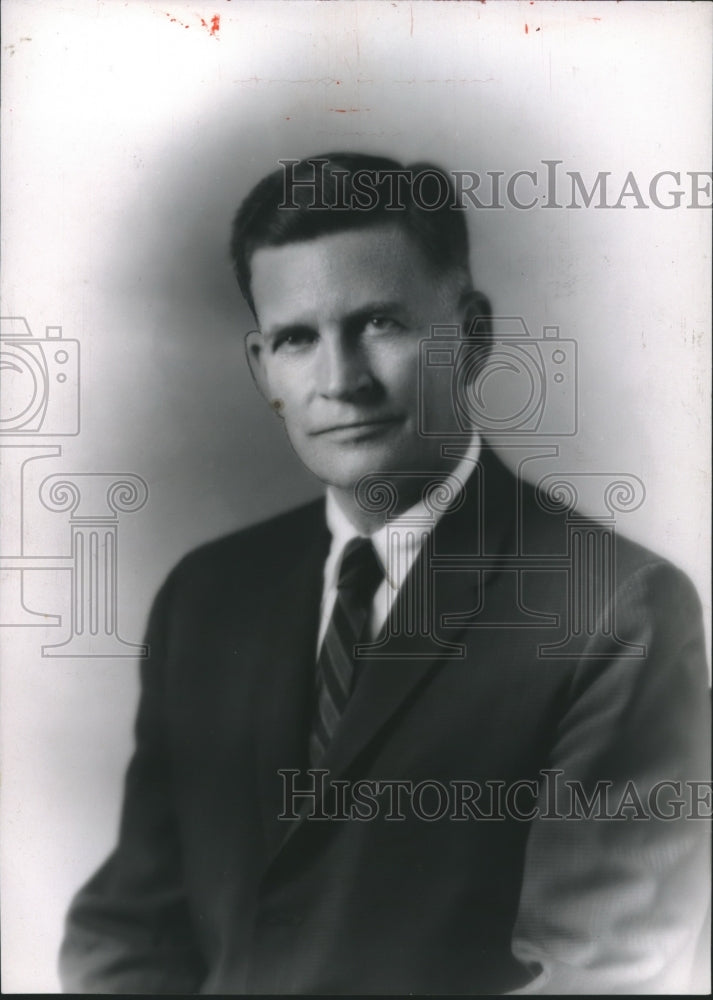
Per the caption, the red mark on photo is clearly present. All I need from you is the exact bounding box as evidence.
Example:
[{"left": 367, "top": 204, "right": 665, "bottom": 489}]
[{"left": 200, "top": 14, "right": 221, "bottom": 37}]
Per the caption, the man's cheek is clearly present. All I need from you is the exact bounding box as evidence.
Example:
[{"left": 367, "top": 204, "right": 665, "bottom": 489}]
[{"left": 266, "top": 378, "right": 295, "bottom": 419}]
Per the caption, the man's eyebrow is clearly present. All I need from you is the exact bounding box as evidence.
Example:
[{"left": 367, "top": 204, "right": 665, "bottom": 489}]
[
  {"left": 348, "top": 301, "right": 410, "bottom": 321},
  {"left": 263, "top": 301, "right": 413, "bottom": 342}
]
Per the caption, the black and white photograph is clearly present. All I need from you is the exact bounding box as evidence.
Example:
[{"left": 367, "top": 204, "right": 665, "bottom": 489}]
[{"left": 1, "top": 1, "right": 711, "bottom": 993}]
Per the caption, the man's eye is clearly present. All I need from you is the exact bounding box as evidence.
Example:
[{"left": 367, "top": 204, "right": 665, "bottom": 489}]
[
  {"left": 274, "top": 330, "right": 316, "bottom": 351},
  {"left": 366, "top": 315, "right": 403, "bottom": 333}
]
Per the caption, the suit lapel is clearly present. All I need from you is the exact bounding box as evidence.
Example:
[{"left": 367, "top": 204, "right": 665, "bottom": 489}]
[{"left": 254, "top": 503, "right": 330, "bottom": 859}]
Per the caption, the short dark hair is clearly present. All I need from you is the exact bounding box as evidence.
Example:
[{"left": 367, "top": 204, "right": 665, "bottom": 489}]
[{"left": 229, "top": 151, "right": 472, "bottom": 316}]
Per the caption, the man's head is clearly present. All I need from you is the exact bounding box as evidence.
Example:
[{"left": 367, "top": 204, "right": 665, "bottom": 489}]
[{"left": 230, "top": 152, "right": 491, "bottom": 514}]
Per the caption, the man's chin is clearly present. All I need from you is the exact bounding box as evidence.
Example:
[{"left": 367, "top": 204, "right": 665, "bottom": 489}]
[
  {"left": 306, "top": 462, "right": 381, "bottom": 495},
  {"left": 290, "top": 430, "right": 451, "bottom": 496},
  {"left": 301, "top": 452, "right": 432, "bottom": 496},
  {"left": 299, "top": 453, "right": 380, "bottom": 492}
]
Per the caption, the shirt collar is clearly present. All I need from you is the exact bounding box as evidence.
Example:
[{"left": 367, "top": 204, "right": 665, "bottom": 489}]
[{"left": 325, "top": 432, "right": 482, "bottom": 592}]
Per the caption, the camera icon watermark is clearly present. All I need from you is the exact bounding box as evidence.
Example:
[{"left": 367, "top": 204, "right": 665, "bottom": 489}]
[
  {"left": 419, "top": 317, "right": 577, "bottom": 439},
  {"left": 1, "top": 313, "right": 148, "bottom": 656},
  {"left": 0, "top": 317, "right": 80, "bottom": 436}
]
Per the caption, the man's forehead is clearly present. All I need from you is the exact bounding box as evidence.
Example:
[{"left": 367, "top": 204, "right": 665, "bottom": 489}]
[{"left": 250, "top": 224, "right": 437, "bottom": 327}]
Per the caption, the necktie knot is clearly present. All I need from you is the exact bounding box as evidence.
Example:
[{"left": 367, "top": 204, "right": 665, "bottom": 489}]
[{"left": 337, "top": 537, "right": 383, "bottom": 600}]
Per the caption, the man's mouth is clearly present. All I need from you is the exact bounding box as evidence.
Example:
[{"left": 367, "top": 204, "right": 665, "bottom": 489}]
[{"left": 310, "top": 417, "right": 403, "bottom": 437}]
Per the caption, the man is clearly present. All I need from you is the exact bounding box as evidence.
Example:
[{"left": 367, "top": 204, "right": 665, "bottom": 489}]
[{"left": 60, "top": 153, "right": 709, "bottom": 994}]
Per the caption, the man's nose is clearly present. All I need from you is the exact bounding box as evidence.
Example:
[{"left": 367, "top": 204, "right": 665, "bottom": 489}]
[{"left": 316, "top": 331, "right": 373, "bottom": 399}]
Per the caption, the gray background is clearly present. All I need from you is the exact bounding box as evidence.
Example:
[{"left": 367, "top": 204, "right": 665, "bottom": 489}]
[{"left": 1, "top": 1, "right": 710, "bottom": 990}]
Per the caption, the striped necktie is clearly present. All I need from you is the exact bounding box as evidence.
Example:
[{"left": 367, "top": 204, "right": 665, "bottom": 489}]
[{"left": 309, "top": 537, "right": 383, "bottom": 767}]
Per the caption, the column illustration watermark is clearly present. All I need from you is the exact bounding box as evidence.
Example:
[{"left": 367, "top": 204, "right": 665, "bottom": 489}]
[
  {"left": 0, "top": 315, "right": 149, "bottom": 657},
  {"left": 350, "top": 316, "right": 648, "bottom": 660}
]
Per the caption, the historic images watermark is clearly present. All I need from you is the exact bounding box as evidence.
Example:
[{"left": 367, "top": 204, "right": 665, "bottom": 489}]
[
  {"left": 278, "top": 769, "right": 713, "bottom": 823},
  {"left": 346, "top": 316, "right": 647, "bottom": 661},
  {"left": 417, "top": 317, "right": 577, "bottom": 439},
  {"left": 279, "top": 158, "right": 713, "bottom": 212},
  {"left": 0, "top": 315, "right": 148, "bottom": 656}
]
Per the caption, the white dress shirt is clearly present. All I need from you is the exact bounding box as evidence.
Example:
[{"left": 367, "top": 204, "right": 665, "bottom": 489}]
[{"left": 317, "top": 433, "right": 481, "bottom": 652}]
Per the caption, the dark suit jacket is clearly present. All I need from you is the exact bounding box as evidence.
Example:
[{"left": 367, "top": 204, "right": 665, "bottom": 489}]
[{"left": 59, "top": 448, "right": 710, "bottom": 994}]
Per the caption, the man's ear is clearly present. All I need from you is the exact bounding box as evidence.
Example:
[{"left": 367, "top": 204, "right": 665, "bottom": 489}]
[
  {"left": 457, "top": 289, "right": 493, "bottom": 390},
  {"left": 245, "top": 330, "right": 283, "bottom": 416},
  {"left": 460, "top": 289, "right": 492, "bottom": 351}
]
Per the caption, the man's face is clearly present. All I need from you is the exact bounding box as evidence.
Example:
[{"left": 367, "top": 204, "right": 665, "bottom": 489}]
[{"left": 248, "top": 223, "right": 467, "bottom": 500}]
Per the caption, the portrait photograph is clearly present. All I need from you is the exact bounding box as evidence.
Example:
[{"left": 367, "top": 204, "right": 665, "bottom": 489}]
[{"left": 1, "top": 0, "right": 710, "bottom": 993}]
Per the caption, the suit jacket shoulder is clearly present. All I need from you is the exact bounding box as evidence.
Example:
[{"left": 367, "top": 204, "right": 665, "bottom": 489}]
[{"left": 166, "top": 496, "right": 328, "bottom": 592}]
